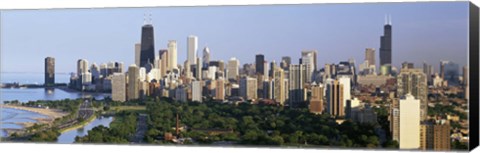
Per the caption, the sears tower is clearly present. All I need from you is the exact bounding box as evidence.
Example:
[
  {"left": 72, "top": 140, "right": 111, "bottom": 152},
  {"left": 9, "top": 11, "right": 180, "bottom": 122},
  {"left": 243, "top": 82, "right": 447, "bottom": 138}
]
[
  {"left": 379, "top": 15, "right": 392, "bottom": 67},
  {"left": 140, "top": 15, "right": 155, "bottom": 69}
]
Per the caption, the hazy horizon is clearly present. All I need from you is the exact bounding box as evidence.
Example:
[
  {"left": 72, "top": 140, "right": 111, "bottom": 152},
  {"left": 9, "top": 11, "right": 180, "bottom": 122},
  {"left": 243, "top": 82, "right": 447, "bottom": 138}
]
[{"left": 0, "top": 2, "right": 469, "bottom": 74}]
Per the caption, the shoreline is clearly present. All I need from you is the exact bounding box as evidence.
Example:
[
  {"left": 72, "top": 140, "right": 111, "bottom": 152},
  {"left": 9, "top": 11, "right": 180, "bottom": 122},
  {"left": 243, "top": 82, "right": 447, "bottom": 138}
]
[
  {"left": 1, "top": 104, "right": 69, "bottom": 136},
  {"left": 1, "top": 104, "right": 68, "bottom": 119},
  {"left": 59, "top": 113, "right": 97, "bottom": 133}
]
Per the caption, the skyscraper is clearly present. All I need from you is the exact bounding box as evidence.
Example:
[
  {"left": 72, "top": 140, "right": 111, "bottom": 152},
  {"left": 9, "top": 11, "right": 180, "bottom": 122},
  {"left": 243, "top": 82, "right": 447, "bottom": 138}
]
[
  {"left": 269, "top": 60, "right": 276, "bottom": 78},
  {"left": 365, "top": 48, "right": 376, "bottom": 67},
  {"left": 301, "top": 50, "right": 318, "bottom": 71},
  {"left": 168, "top": 40, "right": 178, "bottom": 70},
  {"left": 423, "top": 62, "right": 433, "bottom": 85},
  {"left": 255, "top": 54, "right": 265, "bottom": 75},
  {"left": 135, "top": 43, "right": 141, "bottom": 67},
  {"left": 187, "top": 35, "right": 198, "bottom": 65},
  {"left": 227, "top": 57, "right": 240, "bottom": 81},
  {"left": 263, "top": 79, "right": 274, "bottom": 99},
  {"left": 215, "top": 78, "right": 225, "bottom": 101},
  {"left": 140, "top": 22, "right": 155, "bottom": 69},
  {"left": 380, "top": 15, "right": 392, "bottom": 67},
  {"left": 399, "top": 94, "right": 420, "bottom": 149},
  {"left": 273, "top": 67, "right": 286, "bottom": 105},
  {"left": 301, "top": 53, "right": 315, "bottom": 83},
  {"left": 128, "top": 64, "right": 140, "bottom": 100},
  {"left": 289, "top": 64, "right": 306, "bottom": 107},
  {"left": 326, "top": 79, "right": 344, "bottom": 117},
  {"left": 196, "top": 57, "right": 202, "bottom": 80},
  {"left": 281, "top": 56, "right": 291, "bottom": 70},
  {"left": 192, "top": 80, "right": 203, "bottom": 102},
  {"left": 112, "top": 73, "right": 126, "bottom": 102},
  {"left": 240, "top": 76, "right": 257, "bottom": 100},
  {"left": 397, "top": 68, "right": 428, "bottom": 121},
  {"left": 159, "top": 49, "right": 168, "bottom": 77},
  {"left": 77, "top": 59, "right": 89, "bottom": 75},
  {"left": 390, "top": 99, "right": 400, "bottom": 142},
  {"left": 440, "top": 61, "right": 459, "bottom": 85},
  {"left": 309, "top": 83, "right": 324, "bottom": 114},
  {"left": 203, "top": 47, "right": 210, "bottom": 68},
  {"left": 44, "top": 57, "right": 55, "bottom": 86},
  {"left": 338, "top": 76, "right": 351, "bottom": 108}
]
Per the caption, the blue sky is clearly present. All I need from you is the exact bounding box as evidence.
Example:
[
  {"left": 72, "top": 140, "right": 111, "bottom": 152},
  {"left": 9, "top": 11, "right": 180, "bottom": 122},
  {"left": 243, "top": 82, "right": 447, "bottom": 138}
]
[{"left": 0, "top": 2, "right": 469, "bottom": 74}]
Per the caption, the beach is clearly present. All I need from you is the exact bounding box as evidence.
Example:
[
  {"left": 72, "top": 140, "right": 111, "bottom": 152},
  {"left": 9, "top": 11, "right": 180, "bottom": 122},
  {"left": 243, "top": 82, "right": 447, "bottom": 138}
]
[
  {"left": 1, "top": 104, "right": 68, "bottom": 120},
  {"left": 1, "top": 104, "right": 68, "bottom": 136}
]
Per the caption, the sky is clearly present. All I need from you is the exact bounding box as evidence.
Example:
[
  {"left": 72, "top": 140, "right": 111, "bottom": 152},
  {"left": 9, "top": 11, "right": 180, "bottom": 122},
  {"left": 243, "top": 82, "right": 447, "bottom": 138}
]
[{"left": 0, "top": 2, "right": 469, "bottom": 74}]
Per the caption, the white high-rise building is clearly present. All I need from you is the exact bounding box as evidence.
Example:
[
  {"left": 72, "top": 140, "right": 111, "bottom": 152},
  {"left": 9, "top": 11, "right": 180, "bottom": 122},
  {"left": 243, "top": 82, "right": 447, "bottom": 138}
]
[
  {"left": 77, "top": 59, "right": 89, "bottom": 75},
  {"left": 112, "top": 73, "right": 126, "bottom": 102},
  {"left": 168, "top": 40, "right": 178, "bottom": 70},
  {"left": 263, "top": 61, "right": 269, "bottom": 77},
  {"left": 207, "top": 66, "right": 217, "bottom": 80},
  {"left": 187, "top": 35, "right": 198, "bottom": 65},
  {"left": 147, "top": 68, "right": 160, "bottom": 82},
  {"left": 135, "top": 43, "right": 141, "bottom": 67},
  {"left": 301, "top": 53, "right": 315, "bottom": 83},
  {"left": 338, "top": 76, "right": 351, "bottom": 108},
  {"left": 203, "top": 47, "right": 210, "bottom": 68},
  {"left": 227, "top": 57, "right": 240, "bottom": 81},
  {"left": 399, "top": 94, "right": 421, "bottom": 149},
  {"left": 139, "top": 67, "right": 146, "bottom": 82},
  {"left": 192, "top": 81, "right": 203, "bottom": 102},
  {"left": 81, "top": 72, "right": 92, "bottom": 85}
]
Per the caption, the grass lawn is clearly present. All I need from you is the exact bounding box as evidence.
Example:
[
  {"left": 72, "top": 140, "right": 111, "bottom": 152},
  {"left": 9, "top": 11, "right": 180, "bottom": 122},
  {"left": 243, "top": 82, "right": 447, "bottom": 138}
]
[{"left": 110, "top": 106, "right": 146, "bottom": 112}]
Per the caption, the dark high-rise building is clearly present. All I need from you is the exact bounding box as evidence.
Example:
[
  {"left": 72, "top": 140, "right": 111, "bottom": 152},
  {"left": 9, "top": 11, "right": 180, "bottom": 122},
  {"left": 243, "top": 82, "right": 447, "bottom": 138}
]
[
  {"left": 140, "top": 22, "right": 155, "bottom": 69},
  {"left": 380, "top": 16, "right": 392, "bottom": 67},
  {"left": 255, "top": 54, "right": 265, "bottom": 75},
  {"left": 44, "top": 57, "right": 55, "bottom": 86}
]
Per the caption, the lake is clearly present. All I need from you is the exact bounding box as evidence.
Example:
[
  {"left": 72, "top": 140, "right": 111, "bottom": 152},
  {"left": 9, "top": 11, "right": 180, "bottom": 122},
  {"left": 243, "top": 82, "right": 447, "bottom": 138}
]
[
  {"left": 0, "top": 107, "right": 48, "bottom": 137},
  {"left": 1, "top": 88, "right": 109, "bottom": 104},
  {"left": 57, "top": 116, "right": 114, "bottom": 143}
]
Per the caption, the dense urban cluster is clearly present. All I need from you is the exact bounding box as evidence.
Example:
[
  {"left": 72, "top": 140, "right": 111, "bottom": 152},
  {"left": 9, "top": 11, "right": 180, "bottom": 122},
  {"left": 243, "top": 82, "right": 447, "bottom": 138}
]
[{"left": 41, "top": 16, "right": 469, "bottom": 150}]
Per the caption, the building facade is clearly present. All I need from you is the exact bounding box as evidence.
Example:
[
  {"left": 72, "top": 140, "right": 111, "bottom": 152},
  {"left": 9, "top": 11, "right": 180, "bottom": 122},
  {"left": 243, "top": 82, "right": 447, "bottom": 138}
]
[
  {"left": 44, "top": 57, "right": 55, "bottom": 86},
  {"left": 399, "top": 94, "right": 420, "bottom": 149}
]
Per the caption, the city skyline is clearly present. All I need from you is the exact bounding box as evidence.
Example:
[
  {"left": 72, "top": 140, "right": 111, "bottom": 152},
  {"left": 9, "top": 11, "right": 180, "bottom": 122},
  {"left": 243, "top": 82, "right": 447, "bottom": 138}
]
[
  {"left": 1, "top": 2, "right": 468, "bottom": 75},
  {"left": 0, "top": 2, "right": 472, "bottom": 150}
]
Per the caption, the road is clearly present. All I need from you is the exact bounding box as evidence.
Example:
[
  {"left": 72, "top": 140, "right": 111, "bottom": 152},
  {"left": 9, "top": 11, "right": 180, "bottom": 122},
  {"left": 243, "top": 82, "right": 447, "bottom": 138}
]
[
  {"left": 132, "top": 113, "right": 147, "bottom": 143},
  {"left": 57, "top": 99, "right": 94, "bottom": 129}
]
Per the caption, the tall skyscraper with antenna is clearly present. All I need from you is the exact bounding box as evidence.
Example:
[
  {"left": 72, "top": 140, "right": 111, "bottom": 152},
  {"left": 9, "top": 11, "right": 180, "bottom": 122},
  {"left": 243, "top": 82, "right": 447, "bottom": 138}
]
[
  {"left": 140, "top": 14, "right": 155, "bottom": 70},
  {"left": 380, "top": 15, "right": 392, "bottom": 68}
]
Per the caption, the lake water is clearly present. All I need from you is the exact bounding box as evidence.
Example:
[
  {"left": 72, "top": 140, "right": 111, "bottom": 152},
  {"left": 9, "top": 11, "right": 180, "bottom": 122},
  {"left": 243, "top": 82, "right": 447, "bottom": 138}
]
[
  {"left": 57, "top": 116, "right": 114, "bottom": 143},
  {"left": 1, "top": 72, "right": 71, "bottom": 85},
  {"left": 0, "top": 107, "right": 48, "bottom": 137},
  {"left": 1, "top": 88, "right": 109, "bottom": 104}
]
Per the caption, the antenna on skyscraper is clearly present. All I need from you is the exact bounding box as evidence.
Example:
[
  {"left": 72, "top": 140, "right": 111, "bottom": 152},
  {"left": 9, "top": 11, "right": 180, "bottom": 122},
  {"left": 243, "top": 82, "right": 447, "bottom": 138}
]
[
  {"left": 149, "top": 13, "right": 152, "bottom": 24},
  {"left": 143, "top": 13, "right": 147, "bottom": 25},
  {"left": 389, "top": 14, "right": 392, "bottom": 25},
  {"left": 385, "top": 14, "right": 388, "bottom": 25}
]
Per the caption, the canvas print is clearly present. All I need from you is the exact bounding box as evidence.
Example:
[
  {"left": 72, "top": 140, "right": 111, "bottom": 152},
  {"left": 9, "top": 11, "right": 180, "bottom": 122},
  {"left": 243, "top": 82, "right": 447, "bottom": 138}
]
[{"left": 0, "top": 1, "right": 476, "bottom": 151}]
